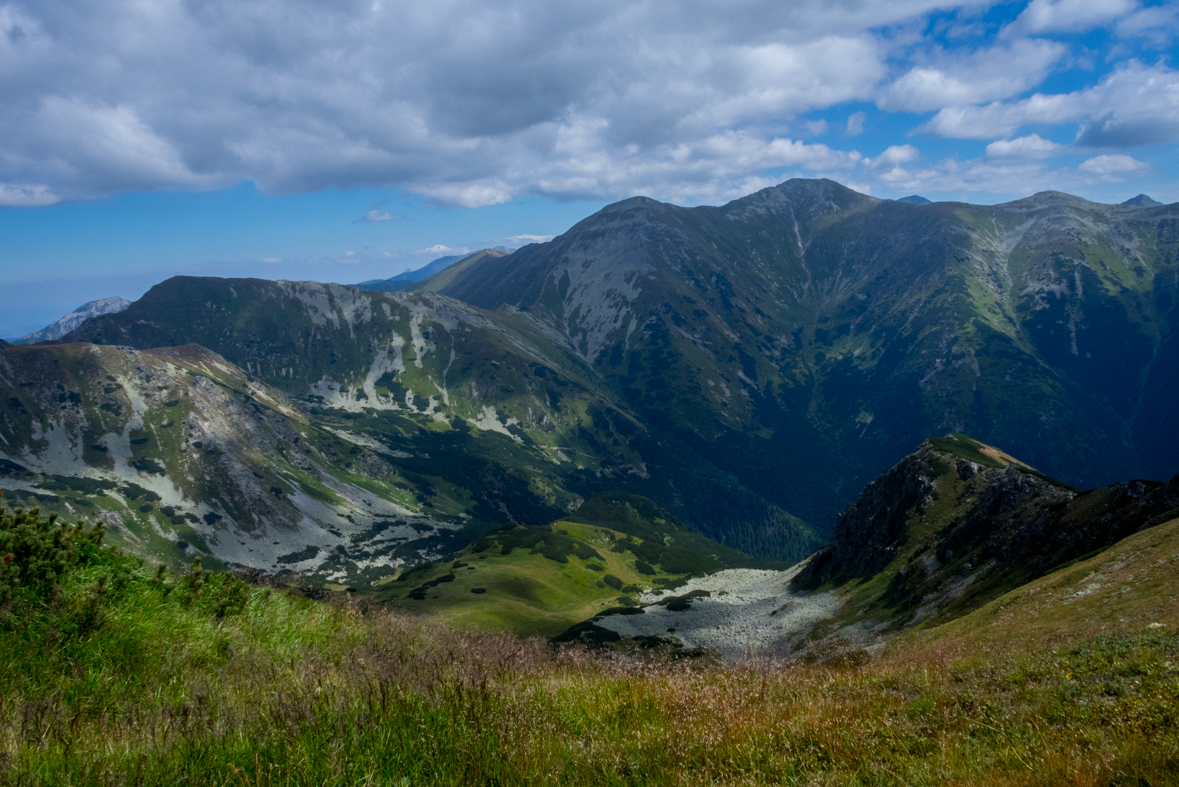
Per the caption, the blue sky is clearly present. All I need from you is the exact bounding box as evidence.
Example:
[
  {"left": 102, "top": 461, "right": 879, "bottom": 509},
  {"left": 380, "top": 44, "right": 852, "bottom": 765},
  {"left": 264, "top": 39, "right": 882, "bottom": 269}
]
[{"left": 2, "top": 0, "right": 1178, "bottom": 337}]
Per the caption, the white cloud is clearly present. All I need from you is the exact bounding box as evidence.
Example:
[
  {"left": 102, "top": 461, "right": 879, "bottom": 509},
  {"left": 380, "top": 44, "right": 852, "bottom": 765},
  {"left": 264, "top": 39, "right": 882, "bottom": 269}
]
[
  {"left": 0, "top": 0, "right": 1168, "bottom": 209},
  {"left": 866, "top": 145, "right": 920, "bottom": 167},
  {"left": 0, "top": 182, "right": 59, "bottom": 207},
  {"left": 420, "top": 245, "right": 457, "bottom": 255},
  {"left": 1077, "top": 153, "right": 1150, "bottom": 179},
  {"left": 921, "top": 62, "right": 1179, "bottom": 143},
  {"left": 0, "top": 0, "right": 955, "bottom": 207},
  {"left": 1004, "top": 0, "right": 1138, "bottom": 36},
  {"left": 505, "top": 234, "right": 554, "bottom": 245},
  {"left": 985, "top": 134, "right": 1064, "bottom": 158},
  {"left": 846, "top": 111, "right": 866, "bottom": 135},
  {"left": 1116, "top": 3, "right": 1179, "bottom": 42},
  {"left": 877, "top": 39, "right": 1067, "bottom": 113},
  {"left": 415, "top": 181, "right": 514, "bottom": 209}
]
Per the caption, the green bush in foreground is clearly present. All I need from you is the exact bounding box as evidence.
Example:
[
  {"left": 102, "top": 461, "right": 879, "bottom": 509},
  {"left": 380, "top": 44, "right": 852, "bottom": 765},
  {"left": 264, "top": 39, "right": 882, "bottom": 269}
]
[{"left": 2, "top": 506, "right": 1178, "bottom": 786}]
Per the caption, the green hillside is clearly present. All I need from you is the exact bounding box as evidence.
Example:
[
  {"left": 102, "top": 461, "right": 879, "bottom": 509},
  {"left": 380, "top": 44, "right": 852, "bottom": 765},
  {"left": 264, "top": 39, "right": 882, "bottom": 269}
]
[
  {"left": 378, "top": 493, "right": 773, "bottom": 637},
  {"left": 410, "top": 248, "right": 508, "bottom": 293},
  {"left": 0, "top": 342, "right": 494, "bottom": 583}
]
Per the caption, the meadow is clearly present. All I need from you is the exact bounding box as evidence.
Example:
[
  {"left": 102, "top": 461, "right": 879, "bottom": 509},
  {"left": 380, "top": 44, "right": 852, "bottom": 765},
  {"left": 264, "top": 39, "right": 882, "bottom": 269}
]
[{"left": 2, "top": 506, "right": 1177, "bottom": 786}]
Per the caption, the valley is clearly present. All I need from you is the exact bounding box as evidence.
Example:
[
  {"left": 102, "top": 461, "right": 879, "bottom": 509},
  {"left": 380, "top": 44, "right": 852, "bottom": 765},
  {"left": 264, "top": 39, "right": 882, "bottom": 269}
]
[{"left": 3, "top": 180, "right": 1179, "bottom": 784}]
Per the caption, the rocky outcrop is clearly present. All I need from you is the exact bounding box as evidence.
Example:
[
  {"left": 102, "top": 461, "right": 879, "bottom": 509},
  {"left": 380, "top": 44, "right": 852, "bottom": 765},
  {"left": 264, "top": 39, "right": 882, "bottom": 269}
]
[
  {"left": 792, "top": 447, "right": 935, "bottom": 587},
  {"left": 792, "top": 433, "right": 1179, "bottom": 626}
]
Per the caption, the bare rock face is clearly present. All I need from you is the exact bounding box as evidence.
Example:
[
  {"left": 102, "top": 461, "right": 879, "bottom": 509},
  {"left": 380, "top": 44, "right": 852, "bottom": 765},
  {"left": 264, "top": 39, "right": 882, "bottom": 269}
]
[{"left": 0, "top": 342, "right": 470, "bottom": 583}]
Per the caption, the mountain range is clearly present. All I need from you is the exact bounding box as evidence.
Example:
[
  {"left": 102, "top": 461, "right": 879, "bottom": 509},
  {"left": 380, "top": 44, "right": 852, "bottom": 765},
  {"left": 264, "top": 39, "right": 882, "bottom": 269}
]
[
  {"left": 424, "top": 180, "right": 1179, "bottom": 523},
  {"left": 2, "top": 178, "right": 1176, "bottom": 586}
]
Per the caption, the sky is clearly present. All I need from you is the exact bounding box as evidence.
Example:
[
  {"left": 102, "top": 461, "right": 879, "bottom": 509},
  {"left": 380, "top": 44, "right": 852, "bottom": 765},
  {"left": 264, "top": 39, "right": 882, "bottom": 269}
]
[{"left": 1, "top": 0, "right": 1178, "bottom": 338}]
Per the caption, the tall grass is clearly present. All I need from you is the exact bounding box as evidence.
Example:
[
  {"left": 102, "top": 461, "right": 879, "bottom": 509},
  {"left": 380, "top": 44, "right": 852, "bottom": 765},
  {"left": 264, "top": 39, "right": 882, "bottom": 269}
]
[{"left": 2, "top": 507, "right": 1178, "bottom": 785}]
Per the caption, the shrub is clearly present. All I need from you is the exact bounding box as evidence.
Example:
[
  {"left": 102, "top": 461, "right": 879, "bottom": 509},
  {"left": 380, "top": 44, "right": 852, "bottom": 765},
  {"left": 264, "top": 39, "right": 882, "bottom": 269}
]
[{"left": 603, "top": 575, "right": 623, "bottom": 590}]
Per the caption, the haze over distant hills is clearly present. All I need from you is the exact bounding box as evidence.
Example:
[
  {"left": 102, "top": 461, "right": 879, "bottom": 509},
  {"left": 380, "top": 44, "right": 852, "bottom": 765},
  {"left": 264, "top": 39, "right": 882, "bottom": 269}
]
[
  {"left": 354, "top": 247, "right": 513, "bottom": 293},
  {"left": 4, "top": 178, "right": 1176, "bottom": 583},
  {"left": 13, "top": 297, "right": 130, "bottom": 344}
]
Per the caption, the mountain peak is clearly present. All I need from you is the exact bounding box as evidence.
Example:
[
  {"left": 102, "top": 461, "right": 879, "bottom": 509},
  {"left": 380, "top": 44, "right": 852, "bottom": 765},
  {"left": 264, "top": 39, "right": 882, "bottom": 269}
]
[
  {"left": 1123, "top": 194, "right": 1162, "bottom": 207},
  {"left": 772, "top": 177, "right": 866, "bottom": 200},
  {"left": 896, "top": 195, "right": 931, "bottom": 205},
  {"left": 791, "top": 434, "right": 1179, "bottom": 629},
  {"left": 14, "top": 296, "right": 131, "bottom": 345}
]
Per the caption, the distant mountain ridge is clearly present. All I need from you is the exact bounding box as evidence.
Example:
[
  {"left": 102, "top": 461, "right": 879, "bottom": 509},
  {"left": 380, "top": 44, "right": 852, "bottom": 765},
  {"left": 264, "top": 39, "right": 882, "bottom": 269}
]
[
  {"left": 424, "top": 179, "right": 1179, "bottom": 527},
  {"left": 355, "top": 248, "right": 512, "bottom": 293},
  {"left": 14, "top": 297, "right": 130, "bottom": 344}
]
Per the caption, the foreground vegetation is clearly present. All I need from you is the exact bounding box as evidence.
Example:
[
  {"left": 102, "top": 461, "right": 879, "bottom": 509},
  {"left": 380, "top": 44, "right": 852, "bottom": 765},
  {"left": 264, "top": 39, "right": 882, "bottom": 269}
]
[{"left": 3, "top": 505, "right": 1178, "bottom": 786}]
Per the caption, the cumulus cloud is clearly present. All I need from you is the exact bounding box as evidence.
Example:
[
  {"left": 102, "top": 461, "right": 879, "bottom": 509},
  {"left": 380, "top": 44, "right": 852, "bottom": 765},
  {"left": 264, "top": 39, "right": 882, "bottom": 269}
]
[
  {"left": 854, "top": 153, "right": 1109, "bottom": 199},
  {"left": 985, "top": 134, "right": 1064, "bottom": 158},
  {"left": 921, "top": 62, "right": 1179, "bottom": 143},
  {"left": 362, "top": 207, "right": 396, "bottom": 222},
  {"left": 0, "top": 0, "right": 1168, "bottom": 209},
  {"left": 866, "top": 145, "right": 920, "bottom": 168},
  {"left": 1116, "top": 3, "right": 1179, "bottom": 43},
  {"left": 1004, "top": 0, "right": 1137, "bottom": 36},
  {"left": 0, "top": 0, "right": 961, "bottom": 208},
  {"left": 1077, "top": 153, "right": 1150, "bottom": 179},
  {"left": 878, "top": 39, "right": 1067, "bottom": 113}
]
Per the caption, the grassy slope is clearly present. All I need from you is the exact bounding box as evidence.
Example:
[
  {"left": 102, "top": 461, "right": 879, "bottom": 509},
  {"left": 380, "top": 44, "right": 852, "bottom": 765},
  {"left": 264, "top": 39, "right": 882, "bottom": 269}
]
[
  {"left": 379, "top": 520, "right": 661, "bottom": 637},
  {"left": 378, "top": 495, "right": 776, "bottom": 637},
  {"left": 410, "top": 249, "right": 506, "bottom": 293},
  {"left": 4, "top": 505, "right": 1179, "bottom": 786},
  {"left": 898, "top": 514, "right": 1179, "bottom": 656}
]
